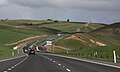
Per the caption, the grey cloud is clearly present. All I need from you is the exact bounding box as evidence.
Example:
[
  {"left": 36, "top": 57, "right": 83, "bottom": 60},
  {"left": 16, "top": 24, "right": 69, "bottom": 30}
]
[
  {"left": 0, "top": 0, "right": 120, "bottom": 23},
  {"left": 0, "top": 0, "right": 8, "bottom": 7},
  {"left": 11, "top": 0, "right": 55, "bottom": 8},
  {"left": 11, "top": 0, "right": 120, "bottom": 11}
]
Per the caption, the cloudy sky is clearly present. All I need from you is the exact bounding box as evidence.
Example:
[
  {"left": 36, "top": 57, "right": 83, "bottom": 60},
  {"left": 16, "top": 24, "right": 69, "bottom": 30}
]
[{"left": 0, "top": 0, "right": 120, "bottom": 24}]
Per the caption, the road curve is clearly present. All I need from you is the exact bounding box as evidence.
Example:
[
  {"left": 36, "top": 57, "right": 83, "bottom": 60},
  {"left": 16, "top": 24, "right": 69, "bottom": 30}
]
[{"left": 0, "top": 54, "right": 120, "bottom": 72}]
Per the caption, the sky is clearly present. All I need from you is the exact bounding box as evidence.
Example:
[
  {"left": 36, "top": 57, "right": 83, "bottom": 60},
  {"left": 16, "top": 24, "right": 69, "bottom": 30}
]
[{"left": 0, "top": 0, "right": 120, "bottom": 24}]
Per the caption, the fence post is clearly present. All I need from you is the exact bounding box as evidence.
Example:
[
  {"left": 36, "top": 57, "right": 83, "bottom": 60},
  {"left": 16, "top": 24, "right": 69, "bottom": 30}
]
[
  {"left": 113, "top": 51, "right": 117, "bottom": 63},
  {"left": 12, "top": 51, "right": 15, "bottom": 56}
]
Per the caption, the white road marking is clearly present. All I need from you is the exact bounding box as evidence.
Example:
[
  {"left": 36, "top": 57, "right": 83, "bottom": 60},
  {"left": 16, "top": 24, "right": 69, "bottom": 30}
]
[
  {"left": 11, "top": 66, "right": 15, "bottom": 69},
  {"left": 44, "top": 53, "right": 120, "bottom": 69},
  {"left": 66, "top": 68, "right": 71, "bottom": 72},
  {"left": 8, "top": 68, "right": 11, "bottom": 71},
  {"left": 40, "top": 54, "right": 72, "bottom": 72},
  {"left": 4, "top": 55, "right": 28, "bottom": 72},
  {"left": 14, "top": 55, "right": 28, "bottom": 66},
  {"left": 14, "top": 65, "right": 17, "bottom": 67},
  {"left": 3, "top": 71, "right": 7, "bottom": 72},
  {"left": 58, "top": 64, "right": 61, "bottom": 66},
  {"left": 0, "top": 55, "right": 27, "bottom": 63}
]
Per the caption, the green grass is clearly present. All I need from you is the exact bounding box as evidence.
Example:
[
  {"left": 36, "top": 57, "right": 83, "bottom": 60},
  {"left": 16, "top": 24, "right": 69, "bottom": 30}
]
[
  {"left": 0, "top": 20, "right": 54, "bottom": 26},
  {"left": 0, "top": 25, "right": 55, "bottom": 45},
  {"left": 0, "top": 46, "right": 13, "bottom": 58},
  {"left": 54, "top": 24, "right": 120, "bottom": 62},
  {"left": 54, "top": 47, "right": 67, "bottom": 52},
  {"left": 0, "top": 20, "right": 119, "bottom": 63},
  {"left": 0, "top": 22, "right": 58, "bottom": 58},
  {"left": 54, "top": 46, "right": 120, "bottom": 62},
  {"left": 55, "top": 38, "right": 88, "bottom": 50},
  {"left": 40, "top": 22, "right": 104, "bottom": 32}
]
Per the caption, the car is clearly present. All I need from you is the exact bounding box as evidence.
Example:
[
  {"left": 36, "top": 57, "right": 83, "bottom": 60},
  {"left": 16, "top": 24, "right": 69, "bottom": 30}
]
[{"left": 29, "top": 49, "right": 35, "bottom": 55}]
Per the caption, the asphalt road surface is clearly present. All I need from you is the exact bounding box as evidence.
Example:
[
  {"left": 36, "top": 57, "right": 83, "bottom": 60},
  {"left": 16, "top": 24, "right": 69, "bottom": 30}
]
[{"left": 0, "top": 54, "right": 120, "bottom": 72}]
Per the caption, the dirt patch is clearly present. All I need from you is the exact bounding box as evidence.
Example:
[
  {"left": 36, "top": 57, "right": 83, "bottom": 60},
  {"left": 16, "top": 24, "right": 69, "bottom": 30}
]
[
  {"left": 14, "top": 26, "right": 26, "bottom": 28},
  {"left": 66, "top": 35, "right": 86, "bottom": 44},
  {"left": 6, "top": 35, "right": 46, "bottom": 46},
  {"left": 65, "top": 34, "right": 106, "bottom": 47},
  {"left": 54, "top": 45, "right": 71, "bottom": 50},
  {"left": 90, "top": 39, "right": 106, "bottom": 46}
]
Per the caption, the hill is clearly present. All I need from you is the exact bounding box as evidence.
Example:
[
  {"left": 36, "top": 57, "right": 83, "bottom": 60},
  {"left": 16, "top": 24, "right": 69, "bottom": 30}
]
[
  {"left": 54, "top": 22, "right": 120, "bottom": 62},
  {"left": 55, "top": 22, "right": 120, "bottom": 50},
  {"left": 0, "top": 20, "right": 58, "bottom": 58},
  {"left": 40, "top": 22, "right": 105, "bottom": 33},
  {"left": 0, "top": 20, "right": 108, "bottom": 59},
  {"left": 89, "top": 22, "right": 120, "bottom": 45}
]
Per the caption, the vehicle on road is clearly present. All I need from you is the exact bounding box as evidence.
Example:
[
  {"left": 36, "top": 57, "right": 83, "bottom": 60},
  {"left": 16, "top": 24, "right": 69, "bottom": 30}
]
[{"left": 29, "top": 49, "right": 35, "bottom": 55}]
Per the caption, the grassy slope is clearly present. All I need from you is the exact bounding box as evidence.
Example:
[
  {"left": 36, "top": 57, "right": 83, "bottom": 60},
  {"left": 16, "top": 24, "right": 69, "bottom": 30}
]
[
  {"left": 55, "top": 23, "right": 120, "bottom": 62},
  {"left": 0, "top": 20, "right": 53, "bottom": 26},
  {"left": 88, "top": 23, "right": 120, "bottom": 45},
  {"left": 55, "top": 23, "right": 120, "bottom": 50},
  {"left": 40, "top": 22, "right": 104, "bottom": 32},
  {"left": 0, "top": 20, "right": 57, "bottom": 58}
]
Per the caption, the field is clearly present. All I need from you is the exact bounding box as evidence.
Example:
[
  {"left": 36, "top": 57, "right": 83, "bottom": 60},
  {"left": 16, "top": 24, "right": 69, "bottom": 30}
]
[
  {"left": 0, "top": 20, "right": 105, "bottom": 58},
  {"left": 54, "top": 23, "right": 120, "bottom": 62},
  {"left": 40, "top": 22, "right": 104, "bottom": 32},
  {"left": 0, "top": 20, "right": 54, "bottom": 26},
  {"left": 0, "top": 20, "right": 57, "bottom": 58},
  {"left": 1, "top": 20, "right": 119, "bottom": 63}
]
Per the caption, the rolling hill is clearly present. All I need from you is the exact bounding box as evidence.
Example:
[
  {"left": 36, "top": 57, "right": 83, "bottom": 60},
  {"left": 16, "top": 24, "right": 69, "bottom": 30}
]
[
  {"left": 54, "top": 22, "right": 120, "bottom": 62},
  {"left": 40, "top": 22, "right": 105, "bottom": 33},
  {"left": 55, "top": 22, "right": 120, "bottom": 50},
  {"left": 0, "top": 20, "right": 58, "bottom": 58}
]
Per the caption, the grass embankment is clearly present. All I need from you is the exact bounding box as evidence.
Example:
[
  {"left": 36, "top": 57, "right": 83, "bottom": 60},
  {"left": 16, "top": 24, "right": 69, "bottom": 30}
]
[
  {"left": 54, "top": 23, "right": 120, "bottom": 62},
  {"left": 54, "top": 37, "right": 120, "bottom": 62},
  {"left": 0, "top": 20, "right": 58, "bottom": 58}
]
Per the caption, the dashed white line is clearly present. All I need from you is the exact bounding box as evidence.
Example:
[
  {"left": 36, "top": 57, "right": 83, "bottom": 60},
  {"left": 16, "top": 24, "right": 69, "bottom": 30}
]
[
  {"left": 58, "top": 64, "right": 61, "bottom": 66},
  {"left": 0, "top": 55, "right": 27, "bottom": 63},
  {"left": 11, "top": 66, "right": 15, "bottom": 69},
  {"left": 4, "top": 55, "right": 28, "bottom": 72},
  {"left": 66, "top": 68, "right": 71, "bottom": 72},
  {"left": 8, "top": 68, "right": 11, "bottom": 71},
  {"left": 40, "top": 55, "right": 72, "bottom": 72},
  {"left": 44, "top": 53, "right": 120, "bottom": 69},
  {"left": 14, "top": 65, "right": 17, "bottom": 67}
]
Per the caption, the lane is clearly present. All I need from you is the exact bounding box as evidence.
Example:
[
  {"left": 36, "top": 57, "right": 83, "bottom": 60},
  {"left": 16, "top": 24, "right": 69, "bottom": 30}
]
[
  {"left": 1, "top": 54, "right": 120, "bottom": 72},
  {"left": 0, "top": 56, "right": 27, "bottom": 72},
  {"left": 9, "top": 55, "right": 68, "bottom": 72},
  {"left": 44, "top": 54, "right": 120, "bottom": 72}
]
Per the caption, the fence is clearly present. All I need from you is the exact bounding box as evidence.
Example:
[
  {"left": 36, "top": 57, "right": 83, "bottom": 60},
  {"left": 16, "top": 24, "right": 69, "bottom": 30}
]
[{"left": 54, "top": 51, "right": 120, "bottom": 63}]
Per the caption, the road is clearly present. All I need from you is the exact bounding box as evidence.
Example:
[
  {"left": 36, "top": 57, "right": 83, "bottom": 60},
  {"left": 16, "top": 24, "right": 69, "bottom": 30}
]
[{"left": 0, "top": 54, "right": 120, "bottom": 72}]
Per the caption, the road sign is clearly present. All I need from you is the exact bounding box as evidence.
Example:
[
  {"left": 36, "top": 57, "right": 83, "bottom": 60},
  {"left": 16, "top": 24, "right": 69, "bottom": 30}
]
[
  {"left": 13, "top": 46, "right": 18, "bottom": 50},
  {"left": 46, "top": 41, "right": 53, "bottom": 45}
]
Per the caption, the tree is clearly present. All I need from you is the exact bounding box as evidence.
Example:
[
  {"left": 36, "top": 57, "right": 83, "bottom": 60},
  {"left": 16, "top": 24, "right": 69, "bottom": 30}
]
[{"left": 67, "top": 19, "right": 70, "bottom": 22}]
